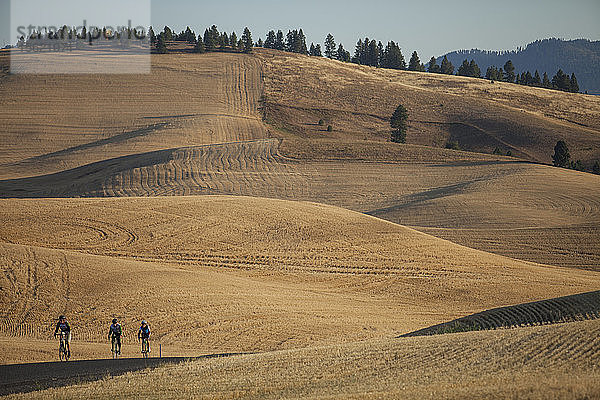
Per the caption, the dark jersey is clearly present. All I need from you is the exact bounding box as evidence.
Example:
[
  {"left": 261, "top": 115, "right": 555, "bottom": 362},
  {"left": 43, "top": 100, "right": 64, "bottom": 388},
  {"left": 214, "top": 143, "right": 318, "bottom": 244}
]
[
  {"left": 109, "top": 323, "right": 122, "bottom": 337},
  {"left": 138, "top": 325, "right": 150, "bottom": 339},
  {"left": 54, "top": 321, "right": 70, "bottom": 334}
]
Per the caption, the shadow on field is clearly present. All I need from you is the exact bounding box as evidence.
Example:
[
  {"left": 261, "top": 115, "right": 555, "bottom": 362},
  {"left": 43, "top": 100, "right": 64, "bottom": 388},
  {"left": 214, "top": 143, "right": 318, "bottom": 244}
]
[
  {"left": 400, "top": 290, "right": 600, "bottom": 337},
  {"left": 0, "top": 353, "right": 246, "bottom": 396}
]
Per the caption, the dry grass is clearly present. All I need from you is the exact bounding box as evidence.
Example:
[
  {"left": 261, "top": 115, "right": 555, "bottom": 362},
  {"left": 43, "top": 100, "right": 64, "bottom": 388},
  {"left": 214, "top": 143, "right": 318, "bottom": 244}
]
[
  {"left": 7, "top": 319, "right": 600, "bottom": 399},
  {"left": 260, "top": 49, "right": 600, "bottom": 164},
  {"left": 1, "top": 196, "right": 599, "bottom": 365},
  {"left": 2, "top": 50, "right": 600, "bottom": 397},
  {"left": 257, "top": 49, "right": 600, "bottom": 165},
  {"left": 0, "top": 52, "right": 265, "bottom": 179}
]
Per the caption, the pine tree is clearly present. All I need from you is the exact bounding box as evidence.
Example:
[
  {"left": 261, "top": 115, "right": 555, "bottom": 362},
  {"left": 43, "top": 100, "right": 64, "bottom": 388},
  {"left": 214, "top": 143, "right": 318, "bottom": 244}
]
[
  {"left": 220, "top": 32, "right": 229, "bottom": 49},
  {"left": 163, "top": 26, "right": 173, "bottom": 41},
  {"left": 533, "top": 70, "right": 542, "bottom": 86},
  {"left": 155, "top": 33, "right": 167, "bottom": 54},
  {"left": 552, "top": 69, "right": 570, "bottom": 91},
  {"left": 315, "top": 44, "right": 322, "bottom": 57},
  {"left": 457, "top": 59, "right": 470, "bottom": 76},
  {"left": 382, "top": 41, "right": 405, "bottom": 70},
  {"left": 570, "top": 73, "right": 579, "bottom": 93},
  {"left": 204, "top": 27, "right": 217, "bottom": 51},
  {"left": 336, "top": 44, "right": 350, "bottom": 62},
  {"left": 194, "top": 34, "right": 205, "bottom": 53},
  {"left": 377, "top": 42, "right": 384, "bottom": 66},
  {"left": 552, "top": 140, "right": 570, "bottom": 167},
  {"left": 256, "top": 38, "right": 263, "bottom": 47},
  {"left": 469, "top": 60, "right": 481, "bottom": 78},
  {"left": 390, "top": 104, "right": 409, "bottom": 143},
  {"left": 440, "top": 56, "right": 454, "bottom": 75},
  {"left": 408, "top": 51, "right": 421, "bottom": 71},
  {"left": 241, "top": 27, "right": 253, "bottom": 53},
  {"left": 230, "top": 32, "right": 238, "bottom": 49},
  {"left": 543, "top": 72, "right": 551, "bottom": 88},
  {"left": 485, "top": 66, "right": 497, "bottom": 80},
  {"left": 367, "top": 40, "right": 379, "bottom": 67},
  {"left": 184, "top": 27, "right": 195, "bottom": 44},
  {"left": 324, "top": 34, "right": 336, "bottom": 59},
  {"left": 525, "top": 71, "right": 533, "bottom": 85},
  {"left": 428, "top": 57, "right": 440, "bottom": 73},
  {"left": 309, "top": 43, "right": 322, "bottom": 57},
  {"left": 275, "top": 30, "right": 285, "bottom": 50},
  {"left": 297, "top": 29, "right": 308, "bottom": 54},
  {"left": 264, "top": 30, "right": 276, "bottom": 49},
  {"left": 503, "top": 60, "right": 515, "bottom": 83},
  {"left": 148, "top": 26, "right": 156, "bottom": 46},
  {"left": 352, "top": 39, "right": 363, "bottom": 64}
]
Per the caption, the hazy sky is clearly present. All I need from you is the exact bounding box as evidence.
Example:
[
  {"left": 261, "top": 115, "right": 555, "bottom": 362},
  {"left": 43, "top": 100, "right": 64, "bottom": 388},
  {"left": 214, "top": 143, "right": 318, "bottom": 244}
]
[{"left": 2, "top": 0, "right": 599, "bottom": 58}]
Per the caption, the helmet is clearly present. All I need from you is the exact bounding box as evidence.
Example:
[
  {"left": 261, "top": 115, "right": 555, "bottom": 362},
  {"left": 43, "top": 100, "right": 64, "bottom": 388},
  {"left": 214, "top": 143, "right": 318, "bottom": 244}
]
[
  {"left": 59, "top": 315, "right": 66, "bottom": 320},
  {"left": 112, "top": 318, "right": 118, "bottom": 324},
  {"left": 141, "top": 320, "right": 147, "bottom": 325}
]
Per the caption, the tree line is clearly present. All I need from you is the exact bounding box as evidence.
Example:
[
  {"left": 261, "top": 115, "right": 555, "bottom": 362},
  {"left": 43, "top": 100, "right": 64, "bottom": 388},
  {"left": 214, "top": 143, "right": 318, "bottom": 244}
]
[
  {"left": 152, "top": 27, "right": 582, "bottom": 94},
  {"left": 483, "top": 60, "right": 579, "bottom": 93},
  {"left": 151, "top": 25, "right": 253, "bottom": 54}
]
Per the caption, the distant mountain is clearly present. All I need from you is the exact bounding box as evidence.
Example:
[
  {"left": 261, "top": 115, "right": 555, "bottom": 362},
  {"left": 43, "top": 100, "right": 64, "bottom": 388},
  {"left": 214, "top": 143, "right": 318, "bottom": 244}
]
[{"left": 439, "top": 38, "right": 600, "bottom": 94}]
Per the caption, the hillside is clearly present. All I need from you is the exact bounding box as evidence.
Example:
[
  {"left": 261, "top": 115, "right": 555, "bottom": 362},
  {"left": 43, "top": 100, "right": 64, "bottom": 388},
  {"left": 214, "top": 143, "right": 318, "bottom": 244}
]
[
  {"left": 1, "top": 44, "right": 600, "bottom": 398},
  {"left": 441, "top": 38, "right": 600, "bottom": 94},
  {"left": 1, "top": 50, "right": 599, "bottom": 271},
  {"left": 1, "top": 196, "right": 599, "bottom": 365},
  {"left": 258, "top": 49, "right": 600, "bottom": 166},
  {"left": 7, "top": 320, "right": 600, "bottom": 399}
]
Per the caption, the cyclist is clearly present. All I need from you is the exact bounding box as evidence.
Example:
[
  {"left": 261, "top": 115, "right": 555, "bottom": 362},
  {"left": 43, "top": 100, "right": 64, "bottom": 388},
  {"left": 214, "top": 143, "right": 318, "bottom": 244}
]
[
  {"left": 138, "top": 320, "right": 151, "bottom": 353},
  {"left": 53, "top": 315, "right": 71, "bottom": 358},
  {"left": 108, "top": 318, "right": 123, "bottom": 355}
]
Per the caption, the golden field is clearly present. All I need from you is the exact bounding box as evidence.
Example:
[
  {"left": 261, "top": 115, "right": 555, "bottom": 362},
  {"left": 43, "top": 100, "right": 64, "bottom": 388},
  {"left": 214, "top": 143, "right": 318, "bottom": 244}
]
[
  {"left": 6, "top": 320, "right": 600, "bottom": 399},
  {"left": 0, "top": 48, "right": 599, "bottom": 398}
]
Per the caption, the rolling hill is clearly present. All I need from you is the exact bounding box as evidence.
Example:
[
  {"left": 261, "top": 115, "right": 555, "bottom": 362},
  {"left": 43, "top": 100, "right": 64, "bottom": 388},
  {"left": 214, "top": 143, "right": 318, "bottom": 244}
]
[
  {"left": 6, "top": 319, "right": 600, "bottom": 399},
  {"left": 1, "top": 50, "right": 599, "bottom": 270},
  {"left": 1, "top": 196, "right": 599, "bottom": 365},
  {"left": 1, "top": 47, "right": 600, "bottom": 397}
]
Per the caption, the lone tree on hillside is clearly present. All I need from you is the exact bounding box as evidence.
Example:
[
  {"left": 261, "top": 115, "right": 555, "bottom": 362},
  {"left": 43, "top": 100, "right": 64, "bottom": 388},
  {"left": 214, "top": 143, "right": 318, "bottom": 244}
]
[
  {"left": 390, "top": 104, "right": 409, "bottom": 143},
  {"left": 552, "top": 140, "right": 571, "bottom": 168},
  {"left": 241, "top": 27, "right": 253, "bottom": 53}
]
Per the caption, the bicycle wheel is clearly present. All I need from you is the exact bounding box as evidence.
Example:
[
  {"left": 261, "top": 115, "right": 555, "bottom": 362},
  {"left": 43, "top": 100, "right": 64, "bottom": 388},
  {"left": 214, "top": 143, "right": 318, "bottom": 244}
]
[
  {"left": 143, "top": 339, "right": 149, "bottom": 358},
  {"left": 59, "top": 341, "right": 65, "bottom": 361}
]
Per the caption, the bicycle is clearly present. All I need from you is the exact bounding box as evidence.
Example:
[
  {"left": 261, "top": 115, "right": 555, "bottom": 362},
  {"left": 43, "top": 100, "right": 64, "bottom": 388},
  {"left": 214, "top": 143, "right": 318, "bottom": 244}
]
[
  {"left": 58, "top": 332, "right": 69, "bottom": 361},
  {"left": 111, "top": 336, "right": 121, "bottom": 359},
  {"left": 140, "top": 337, "right": 150, "bottom": 358}
]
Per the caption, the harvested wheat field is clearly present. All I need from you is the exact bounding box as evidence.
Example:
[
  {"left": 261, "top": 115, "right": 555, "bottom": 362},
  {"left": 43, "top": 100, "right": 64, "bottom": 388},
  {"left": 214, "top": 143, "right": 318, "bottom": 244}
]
[
  {"left": 5, "top": 319, "right": 600, "bottom": 399},
  {"left": 1, "top": 196, "right": 599, "bottom": 364},
  {"left": 0, "top": 52, "right": 266, "bottom": 179},
  {"left": 2, "top": 51, "right": 599, "bottom": 270},
  {"left": 1, "top": 46, "right": 600, "bottom": 398}
]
